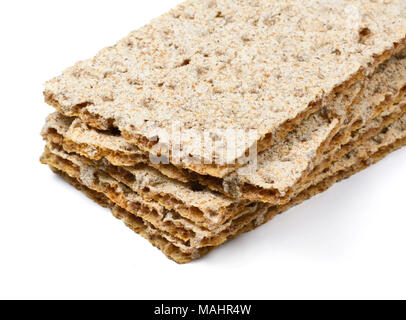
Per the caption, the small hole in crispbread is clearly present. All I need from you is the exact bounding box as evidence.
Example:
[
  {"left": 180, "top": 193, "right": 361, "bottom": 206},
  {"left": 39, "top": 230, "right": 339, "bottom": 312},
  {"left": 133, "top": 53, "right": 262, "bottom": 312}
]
[
  {"left": 72, "top": 102, "right": 92, "bottom": 113},
  {"left": 180, "top": 58, "right": 191, "bottom": 67},
  {"left": 124, "top": 172, "right": 135, "bottom": 184},
  {"left": 47, "top": 128, "right": 58, "bottom": 135},
  {"left": 108, "top": 127, "right": 121, "bottom": 137},
  {"left": 358, "top": 27, "right": 372, "bottom": 44},
  {"left": 189, "top": 181, "right": 205, "bottom": 192}
]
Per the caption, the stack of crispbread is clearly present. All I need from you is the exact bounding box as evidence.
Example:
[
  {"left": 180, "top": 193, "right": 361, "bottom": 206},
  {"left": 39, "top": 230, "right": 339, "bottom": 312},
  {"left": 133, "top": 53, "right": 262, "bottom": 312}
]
[{"left": 40, "top": 0, "right": 406, "bottom": 263}]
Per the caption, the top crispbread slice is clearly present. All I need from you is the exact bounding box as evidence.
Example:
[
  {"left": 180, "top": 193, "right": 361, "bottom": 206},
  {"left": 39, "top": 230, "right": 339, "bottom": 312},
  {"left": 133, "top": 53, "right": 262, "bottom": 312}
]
[{"left": 44, "top": 0, "right": 406, "bottom": 176}]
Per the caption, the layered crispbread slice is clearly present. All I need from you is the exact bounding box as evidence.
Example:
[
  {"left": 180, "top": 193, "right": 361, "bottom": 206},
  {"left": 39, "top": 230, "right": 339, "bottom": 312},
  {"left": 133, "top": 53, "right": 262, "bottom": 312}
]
[
  {"left": 44, "top": 0, "right": 406, "bottom": 177},
  {"left": 43, "top": 106, "right": 406, "bottom": 238},
  {"left": 41, "top": 100, "right": 406, "bottom": 238},
  {"left": 42, "top": 112, "right": 406, "bottom": 263},
  {"left": 42, "top": 93, "right": 406, "bottom": 234},
  {"left": 42, "top": 88, "right": 406, "bottom": 232},
  {"left": 43, "top": 52, "right": 406, "bottom": 205}
]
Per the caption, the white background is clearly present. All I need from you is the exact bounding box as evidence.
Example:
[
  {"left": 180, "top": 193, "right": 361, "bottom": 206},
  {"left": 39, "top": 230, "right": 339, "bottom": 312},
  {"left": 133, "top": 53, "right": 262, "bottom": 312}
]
[{"left": 0, "top": 0, "right": 405, "bottom": 300}]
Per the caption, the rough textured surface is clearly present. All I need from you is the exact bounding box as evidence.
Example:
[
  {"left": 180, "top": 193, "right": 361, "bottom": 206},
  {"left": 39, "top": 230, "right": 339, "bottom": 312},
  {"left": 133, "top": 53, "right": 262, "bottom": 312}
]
[
  {"left": 42, "top": 91, "right": 405, "bottom": 234},
  {"left": 42, "top": 147, "right": 268, "bottom": 248},
  {"left": 225, "top": 54, "right": 406, "bottom": 194},
  {"left": 42, "top": 111, "right": 406, "bottom": 263},
  {"left": 43, "top": 109, "right": 405, "bottom": 241},
  {"left": 43, "top": 53, "right": 406, "bottom": 203},
  {"left": 41, "top": 141, "right": 251, "bottom": 230},
  {"left": 42, "top": 113, "right": 193, "bottom": 183},
  {"left": 42, "top": 95, "right": 406, "bottom": 243},
  {"left": 44, "top": 0, "right": 406, "bottom": 175}
]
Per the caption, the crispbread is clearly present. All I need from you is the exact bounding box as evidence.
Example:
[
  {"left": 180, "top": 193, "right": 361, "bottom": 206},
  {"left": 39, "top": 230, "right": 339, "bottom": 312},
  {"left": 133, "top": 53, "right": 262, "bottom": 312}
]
[
  {"left": 43, "top": 143, "right": 256, "bottom": 231},
  {"left": 44, "top": 0, "right": 406, "bottom": 177},
  {"left": 42, "top": 112, "right": 406, "bottom": 263},
  {"left": 42, "top": 52, "right": 406, "bottom": 205},
  {"left": 218, "top": 56, "right": 406, "bottom": 199},
  {"left": 40, "top": 106, "right": 389, "bottom": 233},
  {"left": 41, "top": 110, "right": 406, "bottom": 245},
  {"left": 42, "top": 90, "right": 406, "bottom": 235},
  {"left": 233, "top": 92, "right": 406, "bottom": 202}
]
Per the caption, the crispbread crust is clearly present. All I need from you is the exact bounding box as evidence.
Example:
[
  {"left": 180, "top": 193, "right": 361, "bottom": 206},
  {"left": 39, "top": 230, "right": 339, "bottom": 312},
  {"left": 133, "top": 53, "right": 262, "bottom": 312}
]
[{"left": 44, "top": 0, "right": 406, "bottom": 176}]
